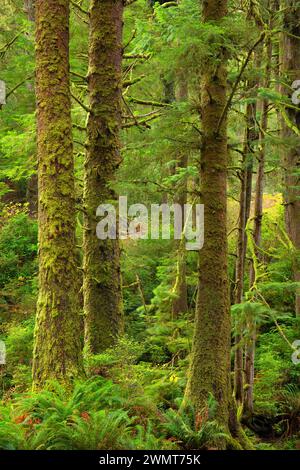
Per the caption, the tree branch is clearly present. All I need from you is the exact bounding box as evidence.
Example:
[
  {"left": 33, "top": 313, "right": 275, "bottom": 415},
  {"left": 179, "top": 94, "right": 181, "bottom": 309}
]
[
  {"left": 123, "top": 75, "right": 145, "bottom": 88},
  {"left": 122, "top": 112, "right": 161, "bottom": 129},
  {"left": 71, "top": 92, "right": 91, "bottom": 113},
  {"left": 5, "top": 74, "right": 34, "bottom": 101},
  {"left": 217, "top": 31, "right": 266, "bottom": 134},
  {"left": 127, "top": 97, "right": 171, "bottom": 107},
  {"left": 70, "top": 1, "right": 89, "bottom": 16}
]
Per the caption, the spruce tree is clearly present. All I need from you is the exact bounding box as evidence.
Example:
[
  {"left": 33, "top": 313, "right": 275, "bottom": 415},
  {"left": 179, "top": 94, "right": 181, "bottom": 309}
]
[
  {"left": 32, "top": 0, "right": 83, "bottom": 387},
  {"left": 83, "top": 0, "right": 124, "bottom": 353},
  {"left": 184, "top": 0, "right": 232, "bottom": 435}
]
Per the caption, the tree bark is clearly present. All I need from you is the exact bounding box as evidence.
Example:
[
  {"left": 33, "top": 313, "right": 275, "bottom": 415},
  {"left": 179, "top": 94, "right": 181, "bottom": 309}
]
[
  {"left": 234, "top": 99, "right": 256, "bottom": 404},
  {"left": 83, "top": 0, "right": 124, "bottom": 354},
  {"left": 32, "top": 0, "right": 83, "bottom": 387},
  {"left": 172, "top": 77, "right": 189, "bottom": 318},
  {"left": 184, "top": 0, "right": 231, "bottom": 437},
  {"left": 281, "top": 0, "right": 300, "bottom": 316}
]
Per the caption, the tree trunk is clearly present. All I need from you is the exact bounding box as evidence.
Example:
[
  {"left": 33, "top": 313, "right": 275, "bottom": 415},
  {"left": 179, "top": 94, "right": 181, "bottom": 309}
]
[
  {"left": 83, "top": 0, "right": 124, "bottom": 354},
  {"left": 184, "top": 0, "right": 231, "bottom": 436},
  {"left": 281, "top": 0, "right": 300, "bottom": 316},
  {"left": 172, "top": 77, "right": 188, "bottom": 318},
  {"left": 245, "top": 35, "right": 273, "bottom": 414},
  {"left": 32, "top": 0, "right": 83, "bottom": 387},
  {"left": 172, "top": 152, "right": 189, "bottom": 318},
  {"left": 234, "top": 100, "right": 256, "bottom": 404}
]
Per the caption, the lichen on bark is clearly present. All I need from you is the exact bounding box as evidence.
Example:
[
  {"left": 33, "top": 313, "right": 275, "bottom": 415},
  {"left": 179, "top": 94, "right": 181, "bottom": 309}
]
[
  {"left": 83, "top": 0, "right": 124, "bottom": 354},
  {"left": 32, "top": 0, "right": 83, "bottom": 388},
  {"left": 183, "top": 0, "right": 232, "bottom": 444}
]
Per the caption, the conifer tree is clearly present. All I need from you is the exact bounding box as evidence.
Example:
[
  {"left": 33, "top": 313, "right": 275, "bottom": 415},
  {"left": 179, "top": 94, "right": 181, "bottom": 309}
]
[
  {"left": 32, "top": 0, "right": 83, "bottom": 386},
  {"left": 184, "top": 0, "right": 232, "bottom": 435},
  {"left": 83, "top": 0, "right": 124, "bottom": 353}
]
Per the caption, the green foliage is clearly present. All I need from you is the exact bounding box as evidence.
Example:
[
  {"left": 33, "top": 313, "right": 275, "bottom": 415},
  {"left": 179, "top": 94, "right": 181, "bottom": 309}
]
[
  {"left": 162, "top": 397, "right": 228, "bottom": 450},
  {"left": 0, "top": 319, "right": 34, "bottom": 395},
  {"left": 0, "top": 405, "right": 25, "bottom": 450},
  {"left": 0, "top": 210, "right": 37, "bottom": 283},
  {"left": 28, "top": 409, "right": 134, "bottom": 451},
  {"left": 0, "top": 207, "right": 37, "bottom": 318},
  {"left": 278, "top": 385, "right": 300, "bottom": 437},
  {"left": 0, "top": 377, "right": 175, "bottom": 450},
  {"left": 0, "top": 0, "right": 299, "bottom": 453},
  {"left": 254, "top": 321, "right": 300, "bottom": 415}
]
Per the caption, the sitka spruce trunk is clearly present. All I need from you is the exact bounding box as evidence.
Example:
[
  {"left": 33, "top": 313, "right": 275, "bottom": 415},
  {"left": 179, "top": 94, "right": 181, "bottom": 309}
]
[
  {"left": 184, "top": 0, "right": 231, "bottom": 442},
  {"left": 32, "top": 0, "right": 83, "bottom": 387},
  {"left": 83, "top": 0, "right": 124, "bottom": 354}
]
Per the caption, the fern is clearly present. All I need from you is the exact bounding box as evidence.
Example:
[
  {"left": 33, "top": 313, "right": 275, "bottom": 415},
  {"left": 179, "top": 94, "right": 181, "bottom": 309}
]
[
  {"left": 28, "top": 410, "right": 133, "bottom": 450},
  {"left": 162, "top": 398, "right": 228, "bottom": 450},
  {"left": 278, "top": 385, "right": 300, "bottom": 437}
]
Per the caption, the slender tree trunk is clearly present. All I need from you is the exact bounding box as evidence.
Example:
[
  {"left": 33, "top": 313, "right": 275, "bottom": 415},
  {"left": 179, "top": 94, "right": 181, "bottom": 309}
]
[
  {"left": 32, "top": 0, "right": 83, "bottom": 387},
  {"left": 281, "top": 0, "right": 300, "bottom": 316},
  {"left": 234, "top": 100, "right": 256, "bottom": 404},
  {"left": 172, "top": 77, "right": 188, "bottom": 318},
  {"left": 245, "top": 36, "right": 273, "bottom": 414},
  {"left": 83, "top": 0, "right": 124, "bottom": 354},
  {"left": 184, "top": 0, "right": 231, "bottom": 436},
  {"left": 172, "top": 152, "right": 189, "bottom": 318}
]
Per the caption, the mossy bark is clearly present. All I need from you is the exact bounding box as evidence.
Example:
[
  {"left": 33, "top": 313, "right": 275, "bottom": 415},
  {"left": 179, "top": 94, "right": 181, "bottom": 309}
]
[
  {"left": 83, "top": 0, "right": 124, "bottom": 354},
  {"left": 184, "top": 0, "right": 231, "bottom": 439},
  {"left": 281, "top": 0, "right": 300, "bottom": 316},
  {"left": 32, "top": 0, "right": 83, "bottom": 387}
]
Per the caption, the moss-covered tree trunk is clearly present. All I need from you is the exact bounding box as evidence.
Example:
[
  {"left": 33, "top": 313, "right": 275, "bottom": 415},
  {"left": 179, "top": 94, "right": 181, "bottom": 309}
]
[
  {"left": 281, "top": 0, "right": 300, "bottom": 316},
  {"left": 83, "top": 0, "right": 124, "bottom": 354},
  {"left": 184, "top": 0, "right": 231, "bottom": 435},
  {"left": 32, "top": 0, "right": 83, "bottom": 387}
]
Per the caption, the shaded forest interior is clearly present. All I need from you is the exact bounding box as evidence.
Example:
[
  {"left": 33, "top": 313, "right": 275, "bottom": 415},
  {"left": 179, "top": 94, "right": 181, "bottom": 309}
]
[{"left": 0, "top": 0, "right": 300, "bottom": 451}]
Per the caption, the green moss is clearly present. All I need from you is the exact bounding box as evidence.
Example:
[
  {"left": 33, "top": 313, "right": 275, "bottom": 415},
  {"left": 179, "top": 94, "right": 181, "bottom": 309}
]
[
  {"left": 32, "top": 0, "right": 83, "bottom": 388},
  {"left": 83, "top": 0, "right": 124, "bottom": 354},
  {"left": 183, "top": 0, "right": 233, "bottom": 444}
]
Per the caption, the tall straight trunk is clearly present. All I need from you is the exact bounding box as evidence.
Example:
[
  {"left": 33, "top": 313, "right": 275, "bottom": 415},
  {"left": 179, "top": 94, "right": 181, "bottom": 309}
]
[
  {"left": 184, "top": 0, "right": 231, "bottom": 433},
  {"left": 281, "top": 0, "right": 300, "bottom": 316},
  {"left": 245, "top": 36, "right": 273, "bottom": 414},
  {"left": 32, "top": 0, "right": 83, "bottom": 387},
  {"left": 172, "top": 152, "right": 188, "bottom": 318},
  {"left": 234, "top": 99, "right": 256, "bottom": 404},
  {"left": 83, "top": 0, "right": 124, "bottom": 354},
  {"left": 172, "top": 77, "right": 188, "bottom": 318}
]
